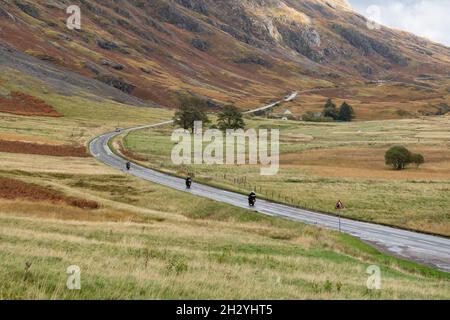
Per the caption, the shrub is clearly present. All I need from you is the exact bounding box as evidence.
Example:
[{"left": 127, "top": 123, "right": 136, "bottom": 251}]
[
  {"left": 410, "top": 153, "right": 425, "bottom": 168},
  {"left": 385, "top": 146, "right": 425, "bottom": 170},
  {"left": 302, "top": 111, "right": 333, "bottom": 122}
]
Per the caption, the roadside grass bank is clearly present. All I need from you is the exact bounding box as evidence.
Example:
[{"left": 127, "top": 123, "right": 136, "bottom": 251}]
[{"left": 0, "top": 169, "right": 449, "bottom": 299}]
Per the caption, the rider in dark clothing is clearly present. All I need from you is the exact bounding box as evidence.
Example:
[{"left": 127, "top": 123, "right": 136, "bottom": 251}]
[
  {"left": 186, "top": 176, "right": 192, "bottom": 189},
  {"left": 126, "top": 162, "right": 131, "bottom": 171},
  {"left": 248, "top": 191, "right": 256, "bottom": 207}
]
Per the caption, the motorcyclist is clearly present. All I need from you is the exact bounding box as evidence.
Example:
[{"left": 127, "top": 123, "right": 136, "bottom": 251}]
[
  {"left": 186, "top": 176, "right": 193, "bottom": 189},
  {"left": 126, "top": 161, "right": 131, "bottom": 171},
  {"left": 248, "top": 191, "right": 256, "bottom": 207}
]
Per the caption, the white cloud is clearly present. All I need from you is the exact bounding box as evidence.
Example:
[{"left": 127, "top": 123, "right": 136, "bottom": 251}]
[{"left": 348, "top": 0, "right": 450, "bottom": 46}]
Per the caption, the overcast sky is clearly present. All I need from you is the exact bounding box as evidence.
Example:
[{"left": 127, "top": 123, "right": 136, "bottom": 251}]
[{"left": 347, "top": 0, "right": 450, "bottom": 47}]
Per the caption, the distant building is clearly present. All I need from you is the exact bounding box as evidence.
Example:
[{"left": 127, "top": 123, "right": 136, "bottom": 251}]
[{"left": 282, "top": 109, "right": 293, "bottom": 121}]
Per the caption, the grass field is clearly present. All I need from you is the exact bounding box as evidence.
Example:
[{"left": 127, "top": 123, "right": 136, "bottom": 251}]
[
  {"left": 121, "top": 115, "right": 450, "bottom": 236},
  {"left": 0, "top": 169, "right": 449, "bottom": 299}
]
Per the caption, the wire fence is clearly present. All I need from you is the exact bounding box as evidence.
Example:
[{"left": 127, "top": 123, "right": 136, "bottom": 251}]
[{"left": 213, "top": 172, "right": 315, "bottom": 210}]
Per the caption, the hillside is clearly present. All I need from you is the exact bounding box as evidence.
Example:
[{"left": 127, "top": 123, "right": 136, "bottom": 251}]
[{"left": 1, "top": 0, "right": 449, "bottom": 118}]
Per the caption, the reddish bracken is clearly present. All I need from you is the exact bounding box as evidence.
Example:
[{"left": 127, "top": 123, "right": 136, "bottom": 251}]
[
  {"left": 0, "top": 140, "right": 88, "bottom": 157},
  {"left": 0, "top": 91, "right": 61, "bottom": 117},
  {"left": 0, "top": 177, "right": 99, "bottom": 209}
]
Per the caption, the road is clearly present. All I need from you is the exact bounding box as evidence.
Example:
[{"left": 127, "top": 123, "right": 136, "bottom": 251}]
[{"left": 90, "top": 99, "right": 450, "bottom": 273}]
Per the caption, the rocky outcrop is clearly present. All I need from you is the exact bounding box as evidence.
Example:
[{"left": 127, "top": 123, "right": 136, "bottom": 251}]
[
  {"left": 101, "top": 59, "right": 124, "bottom": 70},
  {"left": 84, "top": 62, "right": 102, "bottom": 75},
  {"left": 332, "top": 24, "right": 408, "bottom": 66},
  {"left": 369, "top": 38, "right": 408, "bottom": 66},
  {"left": 95, "top": 75, "right": 135, "bottom": 94},
  {"left": 191, "top": 38, "right": 210, "bottom": 51},
  {"left": 234, "top": 55, "right": 272, "bottom": 68},
  {"left": 277, "top": 24, "right": 322, "bottom": 62},
  {"left": 96, "top": 38, "right": 119, "bottom": 50},
  {"left": 176, "top": 0, "right": 209, "bottom": 15},
  {"left": 113, "top": 6, "right": 131, "bottom": 18},
  {"left": 155, "top": 3, "right": 205, "bottom": 33},
  {"left": 145, "top": 16, "right": 172, "bottom": 35},
  {"left": 219, "top": 24, "right": 254, "bottom": 45},
  {"left": 14, "top": 1, "right": 39, "bottom": 18}
]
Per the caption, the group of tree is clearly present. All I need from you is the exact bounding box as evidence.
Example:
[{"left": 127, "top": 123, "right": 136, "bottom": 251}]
[
  {"left": 323, "top": 99, "right": 355, "bottom": 122},
  {"left": 385, "top": 146, "right": 425, "bottom": 170},
  {"left": 173, "top": 95, "right": 245, "bottom": 133}
]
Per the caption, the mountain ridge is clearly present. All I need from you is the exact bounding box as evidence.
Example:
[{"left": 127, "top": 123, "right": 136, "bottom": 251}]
[{"left": 0, "top": 0, "right": 449, "bottom": 118}]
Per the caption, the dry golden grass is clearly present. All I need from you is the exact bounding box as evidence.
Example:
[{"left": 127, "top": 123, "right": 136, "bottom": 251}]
[
  {"left": 281, "top": 146, "right": 450, "bottom": 180},
  {"left": 0, "top": 152, "right": 117, "bottom": 175},
  {"left": 0, "top": 204, "right": 449, "bottom": 299},
  {"left": 0, "top": 200, "right": 150, "bottom": 223},
  {"left": 0, "top": 132, "right": 64, "bottom": 145}
]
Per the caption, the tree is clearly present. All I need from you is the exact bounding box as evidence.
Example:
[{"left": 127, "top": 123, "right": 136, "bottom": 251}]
[
  {"left": 385, "top": 146, "right": 412, "bottom": 170},
  {"left": 217, "top": 105, "right": 245, "bottom": 131},
  {"left": 323, "top": 99, "right": 338, "bottom": 120},
  {"left": 385, "top": 146, "right": 425, "bottom": 170},
  {"left": 410, "top": 153, "right": 425, "bottom": 168},
  {"left": 338, "top": 102, "right": 355, "bottom": 122},
  {"left": 173, "top": 95, "right": 209, "bottom": 133}
]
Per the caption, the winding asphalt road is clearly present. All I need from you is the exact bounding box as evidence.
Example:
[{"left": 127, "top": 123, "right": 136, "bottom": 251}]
[{"left": 90, "top": 98, "right": 450, "bottom": 273}]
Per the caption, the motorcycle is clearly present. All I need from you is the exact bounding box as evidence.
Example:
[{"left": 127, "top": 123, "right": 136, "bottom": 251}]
[
  {"left": 186, "top": 178, "right": 192, "bottom": 189},
  {"left": 126, "top": 162, "right": 131, "bottom": 171},
  {"left": 248, "top": 193, "right": 256, "bottom": 207}
]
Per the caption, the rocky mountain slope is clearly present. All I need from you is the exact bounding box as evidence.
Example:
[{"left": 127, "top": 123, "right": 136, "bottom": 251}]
[{"left": 0, "top": 0, "right": 449, "bottom": 117}]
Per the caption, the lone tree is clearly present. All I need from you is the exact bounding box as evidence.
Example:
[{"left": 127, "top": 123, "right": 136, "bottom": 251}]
[
  {"left": 338, "top": 102, "right": 355, "bottom": 122},
  {"left": 173, "top": 95, "right": 209, "bottom": 133},
  {"left": 217, "top": 104, "right": 245, "bottom": 131},
  {"left": 385, "top": 146, "right": 425, "bottom": 170},
  {"left": 323, "top": 99, "right": 338, "bottom": 120}
]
